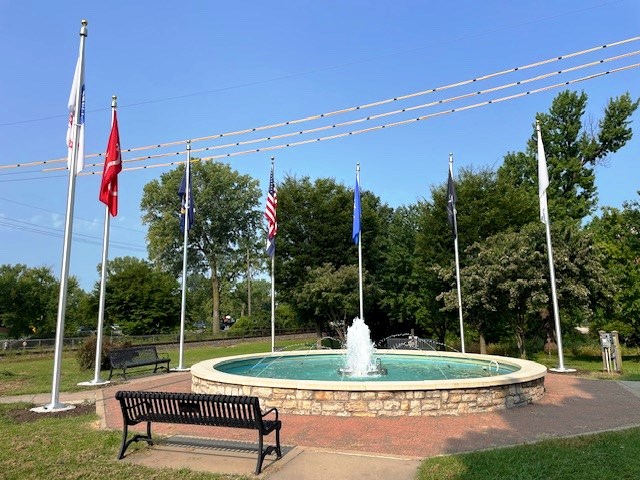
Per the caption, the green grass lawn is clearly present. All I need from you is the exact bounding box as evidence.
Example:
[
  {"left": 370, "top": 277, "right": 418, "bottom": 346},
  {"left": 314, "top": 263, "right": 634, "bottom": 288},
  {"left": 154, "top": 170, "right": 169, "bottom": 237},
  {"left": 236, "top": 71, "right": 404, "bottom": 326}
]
[
  {"left": 531, "top": 351, "right": 640, "bottom": 380},
  {"left": 417, "top": 427, "right": 640, "bottom": 480},
  {"left": 0, "top": 402, "right": 248, "bottom": 480},
  {"left": 0, "top": 337, "right": 315, "bottom": 396}
]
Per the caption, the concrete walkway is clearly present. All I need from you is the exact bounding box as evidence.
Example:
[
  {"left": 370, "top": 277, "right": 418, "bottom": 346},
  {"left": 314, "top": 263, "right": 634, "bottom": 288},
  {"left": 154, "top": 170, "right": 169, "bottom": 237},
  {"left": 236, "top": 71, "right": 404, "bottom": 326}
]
[{"left": 5, "top": 373, "right": 640, "bottom": 479}]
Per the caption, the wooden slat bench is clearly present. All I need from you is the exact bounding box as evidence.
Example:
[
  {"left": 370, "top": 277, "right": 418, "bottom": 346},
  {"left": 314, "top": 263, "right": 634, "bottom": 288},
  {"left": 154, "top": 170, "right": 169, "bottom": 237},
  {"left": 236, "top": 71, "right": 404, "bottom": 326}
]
[
  {"left": 108, "top": 346, "right": 170, "bottom": 380},
  {"left": 115, "top": 390, "right": 282, "bottom": 474}
]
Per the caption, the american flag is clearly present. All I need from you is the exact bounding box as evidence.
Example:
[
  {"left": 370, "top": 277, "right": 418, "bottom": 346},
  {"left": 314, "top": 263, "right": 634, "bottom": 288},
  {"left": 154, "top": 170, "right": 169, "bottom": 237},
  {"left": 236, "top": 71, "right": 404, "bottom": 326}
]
[{"left": 265, "top": 164, "right": 277, "bottom": 256}]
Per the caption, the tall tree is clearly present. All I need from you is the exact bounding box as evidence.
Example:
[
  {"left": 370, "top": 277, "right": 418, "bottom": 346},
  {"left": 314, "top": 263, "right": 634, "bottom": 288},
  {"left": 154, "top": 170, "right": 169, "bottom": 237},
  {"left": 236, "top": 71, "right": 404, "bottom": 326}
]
[
  {"left": 499, "top": 90, "right": 639, "bottom": 222},
  {"left": 141, "top": 161, "right": 262, "bottom": 334},
  {"left": 275, "top": 175, "right": 390, "bottom": 332},
  {"left": 412, "top": 167, "right": 535, "bottom": 346}
]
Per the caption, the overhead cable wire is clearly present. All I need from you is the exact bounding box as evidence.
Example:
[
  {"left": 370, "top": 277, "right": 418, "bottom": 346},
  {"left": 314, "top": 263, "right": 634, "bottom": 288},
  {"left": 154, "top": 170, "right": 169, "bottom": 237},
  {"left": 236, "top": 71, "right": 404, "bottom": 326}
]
[
  {"left": 75, "top": 62, "right": 637, "bottom": 175},
  {"left": 43, "top": 48, "right": 639, "bottom": 174},
  {"left": 0, "top": 218, "right": 147, "bottom": 251},
  {"left": 2, "top": 35, "right": 638, "bottom": 172}
]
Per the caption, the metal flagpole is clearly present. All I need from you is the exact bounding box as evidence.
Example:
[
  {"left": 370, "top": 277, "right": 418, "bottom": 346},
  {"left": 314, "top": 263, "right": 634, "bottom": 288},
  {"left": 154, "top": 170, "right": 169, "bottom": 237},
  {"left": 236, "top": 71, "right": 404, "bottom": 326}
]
[
  {"left": 537, "top": 121, "right": 574, "bottom": 373},
  {"left": 79, "top": 97, "right": 118, "bottom": 387},
  {"left": 33, "top": 20, "right": 88, "bottom": 413},
  {"left": 449, "top": 154, "right": 465, "bottom": 353},
  {"left": 356, "top": 163, "right": 364, "bottom": 321},
  {"left": 175, "top": 141, "right": 191, "bottom": 371},
  {"left": 270, "top": 157, "right": 276, "bottom": 352},
  {"left": 271, "top": 254, "right": 276, "bottom": 352}
]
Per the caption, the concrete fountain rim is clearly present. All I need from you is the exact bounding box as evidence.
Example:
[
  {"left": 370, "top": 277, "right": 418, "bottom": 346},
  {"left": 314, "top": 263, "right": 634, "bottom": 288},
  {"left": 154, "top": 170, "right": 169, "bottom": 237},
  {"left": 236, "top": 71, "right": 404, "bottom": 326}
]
[{"left": 191, "top": 349, "right": 547, "bottom": 392}]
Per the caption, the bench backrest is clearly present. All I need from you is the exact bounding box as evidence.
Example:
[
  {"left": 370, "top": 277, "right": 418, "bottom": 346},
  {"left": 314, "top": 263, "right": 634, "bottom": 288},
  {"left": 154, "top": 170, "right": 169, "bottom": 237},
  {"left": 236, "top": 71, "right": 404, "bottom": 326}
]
[
  {"left": 110, "top": 346, "right": 160, "bottom": 368},
  {"left": 115, "top": 390, "right": 264, "bottom": 431}
]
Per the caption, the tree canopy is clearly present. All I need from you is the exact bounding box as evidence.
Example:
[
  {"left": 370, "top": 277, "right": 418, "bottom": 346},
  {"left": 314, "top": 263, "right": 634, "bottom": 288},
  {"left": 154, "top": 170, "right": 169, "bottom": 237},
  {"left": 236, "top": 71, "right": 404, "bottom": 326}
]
[{"left": 140, "top": 160, "right": 262, "bottom": 333}]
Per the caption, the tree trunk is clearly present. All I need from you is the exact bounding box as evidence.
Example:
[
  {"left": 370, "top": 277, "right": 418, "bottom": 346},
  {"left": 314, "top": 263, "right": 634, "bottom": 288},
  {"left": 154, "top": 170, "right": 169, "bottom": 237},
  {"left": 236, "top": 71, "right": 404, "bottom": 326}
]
[
  {"left": 315, "top": 321, "right": 323, "bottom": 349},
  {"left": 479, "top": 332, "right": 487, "bottom": 355},
  {"left": 247, "top": 248, "right": 252, "bottom": 318},
  {"left": 211, "top": 269, "right": 221, "bottom": 335},
  {"left": 515, "top": 329, "right": 526, "bottom": 358}
]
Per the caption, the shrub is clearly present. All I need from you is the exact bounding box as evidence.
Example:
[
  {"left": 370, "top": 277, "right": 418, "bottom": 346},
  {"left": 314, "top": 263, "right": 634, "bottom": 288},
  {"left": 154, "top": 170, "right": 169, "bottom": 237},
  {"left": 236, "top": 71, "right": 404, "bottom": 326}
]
[{"left": 75, "top": 336, "right": 130, "bottom": 370}]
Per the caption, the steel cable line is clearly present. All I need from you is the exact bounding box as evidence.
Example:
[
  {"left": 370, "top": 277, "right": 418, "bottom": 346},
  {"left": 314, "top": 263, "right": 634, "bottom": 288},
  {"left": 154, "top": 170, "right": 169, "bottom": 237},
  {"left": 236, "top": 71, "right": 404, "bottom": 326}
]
[
  {"left": 37, "top": 48, "right": 637, "bottom": 174},
  {"left": 1, "top": 35, "right": 638, "bottom": 172},
  {"left": 73, "top": 62, "right": 639, "bottom": 174}
]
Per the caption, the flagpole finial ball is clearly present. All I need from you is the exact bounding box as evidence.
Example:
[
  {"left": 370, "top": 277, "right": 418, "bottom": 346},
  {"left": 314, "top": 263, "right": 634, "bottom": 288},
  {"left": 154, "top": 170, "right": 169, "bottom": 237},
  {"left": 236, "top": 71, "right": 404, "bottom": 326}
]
[{"left": 81, "top": 19, "right": 88, "bottom": 26}]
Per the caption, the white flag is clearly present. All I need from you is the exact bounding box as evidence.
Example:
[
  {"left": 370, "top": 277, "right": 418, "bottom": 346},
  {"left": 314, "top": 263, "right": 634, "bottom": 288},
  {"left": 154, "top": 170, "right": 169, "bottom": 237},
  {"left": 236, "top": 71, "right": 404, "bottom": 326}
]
[
  {"left": 66, "top": 54, "right": 85, "bottom": 174},
  {"left": 537, "top": 123, "right": 550, "bottom": 224}
]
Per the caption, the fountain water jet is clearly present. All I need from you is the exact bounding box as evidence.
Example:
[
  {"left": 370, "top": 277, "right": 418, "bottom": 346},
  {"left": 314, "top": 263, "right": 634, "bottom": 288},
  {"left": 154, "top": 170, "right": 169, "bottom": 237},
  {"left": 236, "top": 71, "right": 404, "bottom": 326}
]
[{"left": 339, "top": 317, "right": 387, "bottom": 377}]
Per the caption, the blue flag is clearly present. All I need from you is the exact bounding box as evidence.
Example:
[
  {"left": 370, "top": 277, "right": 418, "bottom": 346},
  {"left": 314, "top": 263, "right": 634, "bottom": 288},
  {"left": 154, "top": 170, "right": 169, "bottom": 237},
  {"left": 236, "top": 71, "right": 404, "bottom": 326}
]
[
  {"left": 178, "top": 167, "right": 194, "bottom": 232},
  {"left": 352, "top": 174, "right": 361, "bottom": 244}
]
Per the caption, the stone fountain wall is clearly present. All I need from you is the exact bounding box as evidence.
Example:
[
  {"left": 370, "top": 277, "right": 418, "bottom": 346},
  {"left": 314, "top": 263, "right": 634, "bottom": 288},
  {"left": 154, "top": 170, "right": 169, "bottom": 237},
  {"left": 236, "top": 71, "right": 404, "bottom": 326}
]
[{"left": 192, "top": 376, "right": 545, "bottom": 417}]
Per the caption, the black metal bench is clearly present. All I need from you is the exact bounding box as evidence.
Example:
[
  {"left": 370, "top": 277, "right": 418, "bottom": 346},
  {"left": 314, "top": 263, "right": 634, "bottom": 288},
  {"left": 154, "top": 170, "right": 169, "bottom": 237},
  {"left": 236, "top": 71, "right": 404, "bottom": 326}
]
[
  {"left": 115, "top": 390, "right": 282, "bottom": 474},
  {"left": 108, "top": 346, "right": 170, "bottom": 380}
]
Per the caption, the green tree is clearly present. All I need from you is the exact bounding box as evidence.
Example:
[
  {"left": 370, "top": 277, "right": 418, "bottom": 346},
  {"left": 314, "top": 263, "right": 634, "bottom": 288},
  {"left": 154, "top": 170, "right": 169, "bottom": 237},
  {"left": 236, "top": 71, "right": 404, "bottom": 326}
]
[
  {"left": 0, "top": 264, "right": 58, "bottom": 337},
  {"left": 588, "top": 197, "right": 640, "bottom": 343},
  {"left": 441, "top": 223, "right": 609, "bottom": 357},
  {"left": 376, "top": 205, "right": 419, "bottom": 328},
  {"left": 292, "top": 263, "right": 365, "bottom": 343},
  {"left": 499, "top": 90, "right": 639, "bottom": 222},
  {"left": 411, "top": 167, "right": 535, "bottom": 346},
  {"left": 93, "top": 256, "right": 181, "bottom": 335},
  {"left": 141, "top": 161, "right": 262, "bottom": 334},
  {"left": 276, "top": 175, "right": 390, "bottom": 333}
]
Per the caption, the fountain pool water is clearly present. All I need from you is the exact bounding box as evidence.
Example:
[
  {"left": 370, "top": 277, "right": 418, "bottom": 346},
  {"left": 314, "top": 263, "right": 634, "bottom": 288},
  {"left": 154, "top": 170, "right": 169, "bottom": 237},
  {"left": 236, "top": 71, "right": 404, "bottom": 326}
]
[{"left": 192, "top": 319, "right": 546, "bottom": 417}]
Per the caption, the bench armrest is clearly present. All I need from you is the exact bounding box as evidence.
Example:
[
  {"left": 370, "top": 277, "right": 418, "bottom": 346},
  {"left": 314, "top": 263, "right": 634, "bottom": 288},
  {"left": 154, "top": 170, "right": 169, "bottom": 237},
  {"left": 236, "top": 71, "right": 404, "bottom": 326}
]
[
  {"left": 261, "top": 407, "right": 279, "bottom": 422},
  {"left": 157, "top": 352, "right": 170, "bottom": 359}
]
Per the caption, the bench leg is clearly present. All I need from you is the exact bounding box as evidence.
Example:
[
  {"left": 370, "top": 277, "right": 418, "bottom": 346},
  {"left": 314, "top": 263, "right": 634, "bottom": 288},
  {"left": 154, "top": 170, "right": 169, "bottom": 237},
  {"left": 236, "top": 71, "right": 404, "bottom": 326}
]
[
  {"left": 256, "top": 431, "right": 264, "bottom": 475},
  {"left": 117, "top": 421, "right": 153, "bottom": 459},
  {"left": 255, "top": 428, "right": 281, "bottom": 475}
]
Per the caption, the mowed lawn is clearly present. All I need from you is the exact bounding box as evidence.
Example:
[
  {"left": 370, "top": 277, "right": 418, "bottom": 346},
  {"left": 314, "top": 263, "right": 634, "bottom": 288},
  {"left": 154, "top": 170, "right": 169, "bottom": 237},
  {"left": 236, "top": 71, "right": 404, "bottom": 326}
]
[{"left": 0, "top": 337, "right": 314, "bottom": 396}]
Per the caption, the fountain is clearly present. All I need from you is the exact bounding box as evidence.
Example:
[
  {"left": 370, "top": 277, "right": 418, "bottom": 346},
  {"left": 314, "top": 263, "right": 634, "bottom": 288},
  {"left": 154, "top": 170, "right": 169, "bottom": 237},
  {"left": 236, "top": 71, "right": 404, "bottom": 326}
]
[
  {"left": 191, "top": 319, "right": 547, "bottom": 417},
  {"left": 339, "top": 317, "right": 387, "bottom": 377}
]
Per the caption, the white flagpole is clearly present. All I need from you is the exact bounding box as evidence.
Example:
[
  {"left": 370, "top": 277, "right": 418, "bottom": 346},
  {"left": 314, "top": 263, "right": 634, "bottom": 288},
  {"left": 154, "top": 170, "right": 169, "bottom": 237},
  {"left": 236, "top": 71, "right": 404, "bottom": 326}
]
[
  {"left": 450, "top": 154, "right": 465, "bottom": 353},
  {"left": 270, "top": 255, "right": 276, "bottom": 352},
  {"left": 537, "top": 121, "right": 574, "bottom": 373},
  {"left": 356, "top": 163, "right": 364, "bottom": 321},
  {"left": 79, "top": 96, "right": 118, "bottom": 387},
  {"left": 270, "top": 157, "right": 276, "bottom": 352},
  {"left": 33, "top": 20, "right": 88, "bottom": 413},
  {"left": 175, "top": 141, "right": 191, "bottom": 371}
]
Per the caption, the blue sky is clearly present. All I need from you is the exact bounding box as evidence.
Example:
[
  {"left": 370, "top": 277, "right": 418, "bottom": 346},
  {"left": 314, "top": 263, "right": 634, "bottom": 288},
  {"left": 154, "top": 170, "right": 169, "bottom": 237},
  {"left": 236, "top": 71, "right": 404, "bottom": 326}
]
[{"left": 1, "top": 0, "right": 639, "bottom": 292}]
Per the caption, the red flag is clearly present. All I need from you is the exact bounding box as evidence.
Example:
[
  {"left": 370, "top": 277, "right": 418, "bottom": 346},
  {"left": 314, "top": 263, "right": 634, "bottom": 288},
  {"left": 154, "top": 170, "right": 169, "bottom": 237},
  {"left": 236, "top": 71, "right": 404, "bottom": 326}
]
[{"left": 99, "top": 110, "right": 122, "bottom": 216}]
